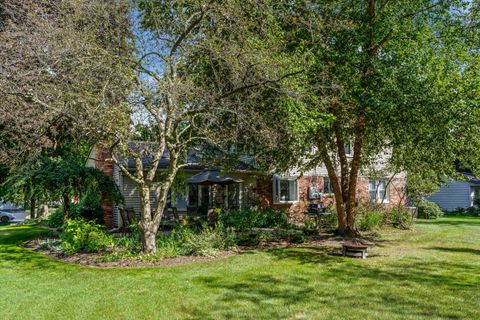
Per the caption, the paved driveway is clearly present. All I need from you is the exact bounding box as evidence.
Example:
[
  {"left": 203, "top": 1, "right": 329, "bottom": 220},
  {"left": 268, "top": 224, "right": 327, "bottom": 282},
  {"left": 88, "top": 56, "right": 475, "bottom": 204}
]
[{"left": 11, "top": 211, "right": 28, "bottom": 222}]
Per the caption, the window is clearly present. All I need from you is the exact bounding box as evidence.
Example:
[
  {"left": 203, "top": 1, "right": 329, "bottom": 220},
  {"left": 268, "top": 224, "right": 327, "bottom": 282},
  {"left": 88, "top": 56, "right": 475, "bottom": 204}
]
[
  {"left": 369, "top": 180, "right": 389, "bottom": 202},
  {"left": 273, "top": 177, "right": 298, "bottom": 203},
  {"left": 322, "top": 177, "right": 333, "bottom": 194}
]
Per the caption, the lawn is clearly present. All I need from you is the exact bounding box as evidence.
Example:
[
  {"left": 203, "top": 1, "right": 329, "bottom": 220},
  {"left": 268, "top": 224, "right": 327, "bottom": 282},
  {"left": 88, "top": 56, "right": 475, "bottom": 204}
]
[{"left": 1, "top": 217, "right": 479, "bottom": 320}]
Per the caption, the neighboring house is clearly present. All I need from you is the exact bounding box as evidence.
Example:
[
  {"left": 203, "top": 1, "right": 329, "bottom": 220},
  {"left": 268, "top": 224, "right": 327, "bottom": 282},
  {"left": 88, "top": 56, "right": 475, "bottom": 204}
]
[
  {"left": 88, "top": 146, "right": 406, "bottom": 228},
  {"left": 427, "top": 170, "right": 480, "bottom": 211}
]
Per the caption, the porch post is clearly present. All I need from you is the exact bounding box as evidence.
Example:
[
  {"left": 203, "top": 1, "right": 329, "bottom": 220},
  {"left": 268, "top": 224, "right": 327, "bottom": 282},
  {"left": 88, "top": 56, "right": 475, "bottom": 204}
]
[
  {"left": 225, "top": 184, "right": 229, "bottom": 208},
  {"left": 239, "top": 182, "right": 243, "bottom": 208}
]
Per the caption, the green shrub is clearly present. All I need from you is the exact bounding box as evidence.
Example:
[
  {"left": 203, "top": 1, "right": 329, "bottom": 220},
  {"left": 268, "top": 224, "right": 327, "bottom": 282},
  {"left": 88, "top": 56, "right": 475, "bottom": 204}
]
[
  {"left": 219, "top": 207, "right": 288, "bottom": 230},
  {"left": 61, "top": 219, "right": 113, "bottom": 255},
  {"left": 115, "top": 235, "right": 141, "bottom": 253},
  {"left": 236, "top": 231, "right": 263, "bottom": 246},
  {"left": 180, "top": 224, "right": 231, "bottom": 257},
  {"left": 70, "top": 192, "right": 105, "bottom": 223},
  {"left": 116, "top": 223, "right": 238, "bottom": 260},
  {"left": 288, "top": 232, "right": 308, "bottom": 243},
  {"left": 320, "top": 210, "right": 338, "bottom": 230},
  {"left": 389, "top": 207, "right": 414, "bottom": 229},
  {"left": 356, "top": 211, "right": 382, "bottom": 231},
  {"left": 155, "top": 233, "right": 188, "bottom": 258},
  {"left": 353, "top": 203, "right": 383, "bottom": 231},
  {"left": 351, "top": 203, "right": 416, "bottom": 231},
  {"left": 417, "top": 199, "right": 443, "bottom": 219},
  {"left": 45, "top": 207, "right": 64, "bottom": 228},
  {"left": 444, "top": 207, "right": 480, "bottom": 217},
  {"left": 466, "top": 206, "right": 479, "bottom": 216}
]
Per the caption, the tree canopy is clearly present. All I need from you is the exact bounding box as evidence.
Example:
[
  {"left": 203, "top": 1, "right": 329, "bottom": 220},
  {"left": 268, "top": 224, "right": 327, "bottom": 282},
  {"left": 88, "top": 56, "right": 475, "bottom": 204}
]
[
  {"left": 0, "top": 0, "right": 133, "bottom": 166},
  {"left": 0, "top": 157, "right": 122, "bottom": 219},
  {"left": 245, "top": 0, "right": 480, "bottom": 234}
]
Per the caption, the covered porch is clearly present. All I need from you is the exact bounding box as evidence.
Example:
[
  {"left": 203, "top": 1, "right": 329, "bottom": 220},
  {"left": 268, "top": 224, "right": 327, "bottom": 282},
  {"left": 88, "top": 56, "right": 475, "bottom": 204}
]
[{"left": 165, "top": 170, "right": 244, "bottom": 219}]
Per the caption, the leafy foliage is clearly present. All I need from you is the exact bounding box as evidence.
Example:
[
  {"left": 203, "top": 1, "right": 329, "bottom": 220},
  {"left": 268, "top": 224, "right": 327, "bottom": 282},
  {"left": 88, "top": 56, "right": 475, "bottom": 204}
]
[
  {"left": 219, "top": 207, "right": 289, "bottom": 231},
  {"left": 388, "top": 207, "right": 414, "bottom": 230},
  {"left": 417, "top": 200, "right": 444, "bottom": 219},
  {"left": 179, "top": 225, "right": 229, "bottom": 257},
  {"left": 356, "top": 211, "right": 383, "bottom": 232},
  {"left": 247, "top": 0, "right": 480, "bottom": 235},
  {"left": 38, "top": 239, "right": 62, "bottom": 253},
  {"left": 343, "top": 203, "right": 415, "bottom": 232},
  {"left": 0, "top": 157, "right": 122, "bottom": 218},
  {"left": 106, "top": 222, "right": 237, "bottom": 261},
  {"left": 445, "top": 208, "right": 480, "bottom": 217},
  {"left": 0, "top": 0, "right": 133, "bottom": 165},
  {"left": 45, "top": 208, "right": 64, "bottom": 229},
  {"left": 61, "top": 219, "right": 113, "bottom": 255}
]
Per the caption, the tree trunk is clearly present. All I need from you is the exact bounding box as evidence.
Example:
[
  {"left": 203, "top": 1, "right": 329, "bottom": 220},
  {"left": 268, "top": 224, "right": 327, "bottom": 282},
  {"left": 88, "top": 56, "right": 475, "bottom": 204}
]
[
  {"left": 138, "top": 184, "right": 158, "bottom": 253},
  {"left": 334, "top": 200, "right": 348, "bottom": 234},
  {"left": 37, "top": 203, "right": 49, "bottom": 218},
  {"left": 30, "top": 197, "right": 36, "bottom": 219},
  {"left": 318, "top": 140, "right": 348, "bottom": 233},
  {"left": 62, "top": 193, "right": 70, "bottom": 220},
  {"left": 139, "top": 221, "right": 158, "bottom": 254}
]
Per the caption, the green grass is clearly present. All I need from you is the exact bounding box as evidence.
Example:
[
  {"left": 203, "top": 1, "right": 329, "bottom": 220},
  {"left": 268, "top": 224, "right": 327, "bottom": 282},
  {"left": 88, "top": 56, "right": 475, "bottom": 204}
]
[{"left": 1, "top": 217, "right": 479, "bottom": 320}]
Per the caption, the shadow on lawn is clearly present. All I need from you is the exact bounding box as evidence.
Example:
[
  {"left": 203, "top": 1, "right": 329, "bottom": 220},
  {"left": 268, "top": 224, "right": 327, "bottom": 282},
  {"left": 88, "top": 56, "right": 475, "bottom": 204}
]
[
  {"left": 189, "top": 246, "right": 479, "bottom": 319},
  {"left": 428, "top": 246, "right": 480, "bottom": 255},
  {"left": 416, "top": 217, "right": 480, "bottom": 226},
  {"left": 264, "top": 246, "right": 339, "bottom": 265},
  {"left": 0, "top": 225, "right": 62, "bottom": 270}
]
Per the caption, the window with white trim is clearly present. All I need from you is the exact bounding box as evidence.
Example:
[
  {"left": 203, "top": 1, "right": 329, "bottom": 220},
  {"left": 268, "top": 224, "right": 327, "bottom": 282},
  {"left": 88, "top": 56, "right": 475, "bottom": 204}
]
[
  {"left": 369, "top": 180, "right": 389, "bottom": 202},
  {"left": 273, "top": 177, "right": 298, "bottom": 203},
  {"left": 322, "top": 177, "right": 333, "bottom": 194}
]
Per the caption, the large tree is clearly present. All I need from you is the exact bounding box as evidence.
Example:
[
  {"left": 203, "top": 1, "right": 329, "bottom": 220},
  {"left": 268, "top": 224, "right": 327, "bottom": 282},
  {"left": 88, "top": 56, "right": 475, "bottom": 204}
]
[
  {"left": 1, "top": 156, "right": 122, "bottom": 220},
  {"left": 258, "top": 0, "right": 480, "bottom": 235},
  {"left": 0, "top": 0, "right": 132, "bottom": 166},
  {"left": 99, "top": 0, "right": 298, "bottom": 253}
]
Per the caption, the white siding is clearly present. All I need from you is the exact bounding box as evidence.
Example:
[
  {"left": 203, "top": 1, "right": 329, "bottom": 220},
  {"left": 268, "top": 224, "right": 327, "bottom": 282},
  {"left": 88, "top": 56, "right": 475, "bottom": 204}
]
[
  {"left": 427, "top": 180, "right": 472, "bottom": 211},
  {"left": 121, "top": 175, "right": 160, "bottom": 217}
]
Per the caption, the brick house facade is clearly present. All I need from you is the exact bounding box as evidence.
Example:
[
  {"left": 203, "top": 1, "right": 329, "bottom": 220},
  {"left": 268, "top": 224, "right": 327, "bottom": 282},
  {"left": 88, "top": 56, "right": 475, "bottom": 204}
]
[
  {"left": 257, "top": 175, "right": 406, "bottom": 224},
  {"left": 89, "top": 147, "right": 406, "bottom": 228}
]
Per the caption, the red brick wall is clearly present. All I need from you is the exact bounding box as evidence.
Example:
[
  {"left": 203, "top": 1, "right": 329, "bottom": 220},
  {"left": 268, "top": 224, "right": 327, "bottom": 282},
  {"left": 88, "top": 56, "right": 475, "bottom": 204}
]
[
  {"left": 388, "top": 177, "right": 407, "bottom": 205},
  {"left": 256, "top": 176, "right": 332, "bottom": 224},
  {"left": 95, "top": 147, "right": 115, "bottom": 228},
  {"left": 257, "top": 175, "right": 406, "bottom": 224}
]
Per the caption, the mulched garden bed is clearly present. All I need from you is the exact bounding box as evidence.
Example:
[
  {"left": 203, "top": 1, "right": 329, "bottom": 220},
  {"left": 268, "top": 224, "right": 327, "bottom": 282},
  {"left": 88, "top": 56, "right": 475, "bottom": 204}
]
[{"left": 23, "top": 233, "right": 378, "bottom": 268}]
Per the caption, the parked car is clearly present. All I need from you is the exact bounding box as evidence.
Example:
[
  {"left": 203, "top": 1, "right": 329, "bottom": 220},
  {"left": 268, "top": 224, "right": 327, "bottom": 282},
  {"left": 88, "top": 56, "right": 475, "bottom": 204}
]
[{"left": 0, "top": 211, "right": 15, "bottom": 223}]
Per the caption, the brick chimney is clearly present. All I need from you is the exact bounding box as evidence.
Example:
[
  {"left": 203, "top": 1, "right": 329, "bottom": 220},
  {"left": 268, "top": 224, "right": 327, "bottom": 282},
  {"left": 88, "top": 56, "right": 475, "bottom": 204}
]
[{"left": 94, "top": 146, "right": 115, "bottom": 229}]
